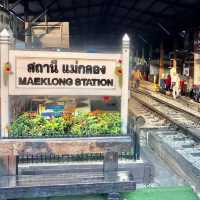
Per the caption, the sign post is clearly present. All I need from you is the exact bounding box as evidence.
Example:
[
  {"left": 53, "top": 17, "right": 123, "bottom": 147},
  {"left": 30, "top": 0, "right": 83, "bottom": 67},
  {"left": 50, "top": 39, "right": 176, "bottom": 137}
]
[
  {"left": 121, "top": 34, "right": 130, "bottom": 134},
  {"left": 9, "top": 52, "right": 121, "bottom": 96},
  {"left": 0, "top": 29, "right": 11, "bottom": 137},
  {"left": 0, "top": 30, "right": 130, "bottom": 137}
]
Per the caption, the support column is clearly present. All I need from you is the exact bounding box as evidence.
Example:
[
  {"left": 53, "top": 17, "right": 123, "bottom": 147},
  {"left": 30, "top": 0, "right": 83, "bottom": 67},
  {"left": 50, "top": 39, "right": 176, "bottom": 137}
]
[
  {"left": 159, "top": 40, "right": 164, "bottom": 83},
  {"left": 193, "top": 29, "right": 199, "bottom": 85},
  {"left": 133, "top": 116, "right": 145, "bottom": 160},
  {"left": 121, "top": 34, "right": 130, "bottom": 134},
  {"left": 103, "top": 151, "right": 118, "bottom": 172},
  {"left": 24, "top": 0, "right": 32, "bottom": 48},
  {"left": 173, "top": 39, "right": 177, "bottom": 73},
  {"left": 0, "top": 156, "right": 17, "bottom": 176},
  {"left": 25, "top": 22, "right": 32, "bottom": 48},
  {"left": 0, "top": 29, "right": 10, "bottom": 138},
  {"left": 194, "top": 54, "right": 200, "bottom": 85},
  {"left": 170, "top": 39, "right": 177, "bottom": 81}
]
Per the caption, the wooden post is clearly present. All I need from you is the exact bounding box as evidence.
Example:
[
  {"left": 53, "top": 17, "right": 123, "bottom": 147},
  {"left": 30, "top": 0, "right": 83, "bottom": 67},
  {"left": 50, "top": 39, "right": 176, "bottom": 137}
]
[
  {"left": 121, "top": 34, "right": 130, "bottom": 134},
  {"left": 0, "top": 29, "right": 10, "bottom": 137}
]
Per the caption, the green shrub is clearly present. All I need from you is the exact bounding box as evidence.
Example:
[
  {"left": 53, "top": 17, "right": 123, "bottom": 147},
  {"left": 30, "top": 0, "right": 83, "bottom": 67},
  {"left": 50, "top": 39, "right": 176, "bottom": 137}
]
[{"left": 9, "top": 111, "right": 121, "bottom": 137}]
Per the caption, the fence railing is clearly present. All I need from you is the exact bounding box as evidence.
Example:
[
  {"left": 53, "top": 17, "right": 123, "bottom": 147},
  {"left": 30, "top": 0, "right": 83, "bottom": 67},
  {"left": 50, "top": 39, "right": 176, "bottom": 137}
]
[
  {"left": 13, "top": 114, "right": 140, "bottom": 164},
  {"left": 18, "top": 151, "right": 134, "bottom": 164},
  {"left": 5, "top": 133, "right": 124, "bottom": 139}
]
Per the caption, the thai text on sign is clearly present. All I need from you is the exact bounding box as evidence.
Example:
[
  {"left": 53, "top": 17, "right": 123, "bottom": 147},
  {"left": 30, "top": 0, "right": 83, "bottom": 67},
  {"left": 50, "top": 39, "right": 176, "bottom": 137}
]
[{"left": 16, "top": 59, "right": 116, "bottom": 89}]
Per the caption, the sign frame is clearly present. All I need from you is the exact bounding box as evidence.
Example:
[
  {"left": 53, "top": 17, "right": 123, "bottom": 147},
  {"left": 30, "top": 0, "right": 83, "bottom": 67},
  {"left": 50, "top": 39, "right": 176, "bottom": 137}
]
[
  {"left": 9, "top": 50, "right": 121, "bottom": 96},
  {"left": 0, "top": 29, "right": 130, "bottom": 136}
]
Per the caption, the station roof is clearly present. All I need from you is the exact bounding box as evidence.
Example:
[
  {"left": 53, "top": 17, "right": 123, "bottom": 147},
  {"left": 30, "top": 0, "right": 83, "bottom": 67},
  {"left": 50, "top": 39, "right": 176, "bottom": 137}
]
[{"left": 4, "top": 0, "right": 200, "bottom": 49}]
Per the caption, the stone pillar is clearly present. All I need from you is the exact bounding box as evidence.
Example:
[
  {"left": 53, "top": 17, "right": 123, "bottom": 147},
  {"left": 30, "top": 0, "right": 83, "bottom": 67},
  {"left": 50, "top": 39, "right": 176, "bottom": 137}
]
[
  {"left": 121, "top": 34, "right": 130, "bottom": 134},
  {"left": 0, "top": 156, "right": 17, "bottom": 176},
  {"left": 0, "top": 29, "right": 11, "bottom": 137},
  {"left": 103, "top": 151, "right": 118, "bottom": 172},
  {"left": 133, "top": 116, "right": 145, "bottom": 160}
]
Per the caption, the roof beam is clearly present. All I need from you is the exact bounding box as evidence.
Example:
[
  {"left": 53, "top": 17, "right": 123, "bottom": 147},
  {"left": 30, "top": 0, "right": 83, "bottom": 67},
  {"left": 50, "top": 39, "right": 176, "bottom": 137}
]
[
  {"left": 0, "top": 1, "right": 24, "bottom": 22},
  {"left": 9, "top": 0, "right": 23, "bottom": 10},
  {"left": 98, "top": 0, "right": 113, "bottom": 33},
  {"left": 18, "top": 5, "right": 173, "bottom": 21},
  {"left": 125, "top": 0, "right": 177, "bottom": 36},
  {"left": 157, "top": 0, "right": 194, "bottom": 9},
  {"left": 157, "top": 23, "right": 170, "bottom": 35},
  {"left": 56, "top": 0, "right": 64, "bottom": 20},
  {"left": 23, "top": 0, "right": 29, "bottom": 21},
  {"left": 134, "top": 2, "right": 178, "bottom": 36},
  {"left": 31, "top": 0, "right": 57, "bottom": 24},
  {"left": 37, "top": 0, "right": 45, "bottom": 10},
  {"left": 55, "top": 13, "right": 161, "bottom": 28},
  {"left": 110, "top": 0, "right": 121, "bottom": 17},
  {"left": 67, "top": 16, "right": 159, "bottom": 32},
  {"left": 129, "top": 0, "right": 157, "bottom": 26},
  {"left": 118, "top": 0, "right": 139, "bottom": 25},
  {"left": 71, "top": 0, "right": 82, "bottom": 43},
  {"left": 87, "top": 0, "right": 90, "bottom": 36}
]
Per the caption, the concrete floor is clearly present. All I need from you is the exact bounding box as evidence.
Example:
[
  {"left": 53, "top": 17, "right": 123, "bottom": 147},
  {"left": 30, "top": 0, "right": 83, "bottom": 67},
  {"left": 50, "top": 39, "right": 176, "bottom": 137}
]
[{"left": 140, "top": 145, "right": 187, "bottom": 188}]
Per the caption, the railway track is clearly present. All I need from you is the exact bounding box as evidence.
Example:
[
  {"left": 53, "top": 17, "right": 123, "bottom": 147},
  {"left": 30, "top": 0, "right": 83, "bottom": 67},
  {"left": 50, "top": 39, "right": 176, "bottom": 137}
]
[
  {"left": 129, "top": 95, "right": 200, "bottom": 191},
  {"left": 131, "top": 89, "right": 200, "bottom": 142}
]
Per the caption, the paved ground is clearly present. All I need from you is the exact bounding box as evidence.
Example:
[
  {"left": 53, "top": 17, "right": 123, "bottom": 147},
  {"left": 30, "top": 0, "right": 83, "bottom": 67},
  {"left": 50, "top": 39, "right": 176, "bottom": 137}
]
[
  {"left": 22, "top": 187, "right": 199, "bottom": 200},
  {"left": 133, "top": 128, "right": 187, "bottom": 189},
  {"left": 140, "top": 145, "right": 187, "bottom": 188},
  {"left": 18, "top": 143, "right": 199, "bottom": 200}
]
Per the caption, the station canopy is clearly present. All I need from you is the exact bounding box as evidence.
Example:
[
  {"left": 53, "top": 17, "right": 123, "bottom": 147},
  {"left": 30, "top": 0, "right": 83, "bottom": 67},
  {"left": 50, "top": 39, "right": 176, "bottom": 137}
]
[{"left": 4, "top": 0, "right": 200, "bottom": 49}]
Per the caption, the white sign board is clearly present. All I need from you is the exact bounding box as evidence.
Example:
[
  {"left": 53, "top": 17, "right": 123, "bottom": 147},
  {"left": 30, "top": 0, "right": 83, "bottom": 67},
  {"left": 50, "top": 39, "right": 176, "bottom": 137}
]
[
  {"left": 0, "top": 30, "right": 130, "bottom": 137},
  {"left": 9, "top": 50, "right": 121, "bottom": 96}
]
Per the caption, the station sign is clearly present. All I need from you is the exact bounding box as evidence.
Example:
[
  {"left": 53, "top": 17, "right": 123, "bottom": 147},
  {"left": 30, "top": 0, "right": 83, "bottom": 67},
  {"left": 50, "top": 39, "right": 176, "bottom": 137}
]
[
  {"left": 16, "top": 59, "right": 115, "bottom": 89},
  {"left": 9, "top": 50, "right": 121, "bottom": 96}
]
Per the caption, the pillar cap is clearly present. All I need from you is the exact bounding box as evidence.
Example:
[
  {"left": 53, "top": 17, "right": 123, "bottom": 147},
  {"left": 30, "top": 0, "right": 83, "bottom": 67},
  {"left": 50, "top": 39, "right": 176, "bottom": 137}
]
[
  {"left": 123, "top": 33, "right": 130, "bottom": 41},
  {"left": 0, "top": 28, "right": 10, "bottom": 37}
]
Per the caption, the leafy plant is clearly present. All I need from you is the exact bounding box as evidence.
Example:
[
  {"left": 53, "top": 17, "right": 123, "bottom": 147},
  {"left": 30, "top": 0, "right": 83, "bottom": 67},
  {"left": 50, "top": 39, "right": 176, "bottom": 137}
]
[{"left": 9, "top": 111, "right": 121, "bottom": 137}]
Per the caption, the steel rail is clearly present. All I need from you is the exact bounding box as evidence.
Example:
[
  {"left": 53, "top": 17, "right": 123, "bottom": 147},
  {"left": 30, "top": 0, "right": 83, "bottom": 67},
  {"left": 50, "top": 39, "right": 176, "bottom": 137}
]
[
  {"left": 132, "top": 90, "right": 200, "bottom": 142},
  {"left": 133, "top": 89, "right": 200, "bottom": 123}
]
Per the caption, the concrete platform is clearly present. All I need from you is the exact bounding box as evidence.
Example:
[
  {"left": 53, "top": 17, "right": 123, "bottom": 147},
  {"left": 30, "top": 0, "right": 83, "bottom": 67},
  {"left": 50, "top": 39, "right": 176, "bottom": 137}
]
[
  {"left": 0, "top": 171, "right": 136, "bottom": 200},
  {"left": 18, "top": 160, "right": 154, "bottom": 185},
  {"left": 148, "top": 131, "right": 200, "bottom": 192},
  {"left": 0, "top": 136, "right": 132, "bottom": 156},
  {"left": 0, "top": 136, "right": 132, "bottom": 176}
]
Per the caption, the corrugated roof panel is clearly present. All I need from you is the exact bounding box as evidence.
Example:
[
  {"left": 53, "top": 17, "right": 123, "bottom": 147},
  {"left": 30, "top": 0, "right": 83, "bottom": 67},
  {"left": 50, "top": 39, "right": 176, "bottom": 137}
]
[
  {"left": 150, "top": 2, "right": 168, "bottom": 12},
  {"left": 135, "top": 0, "right": 155, "bottom": 10}
]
